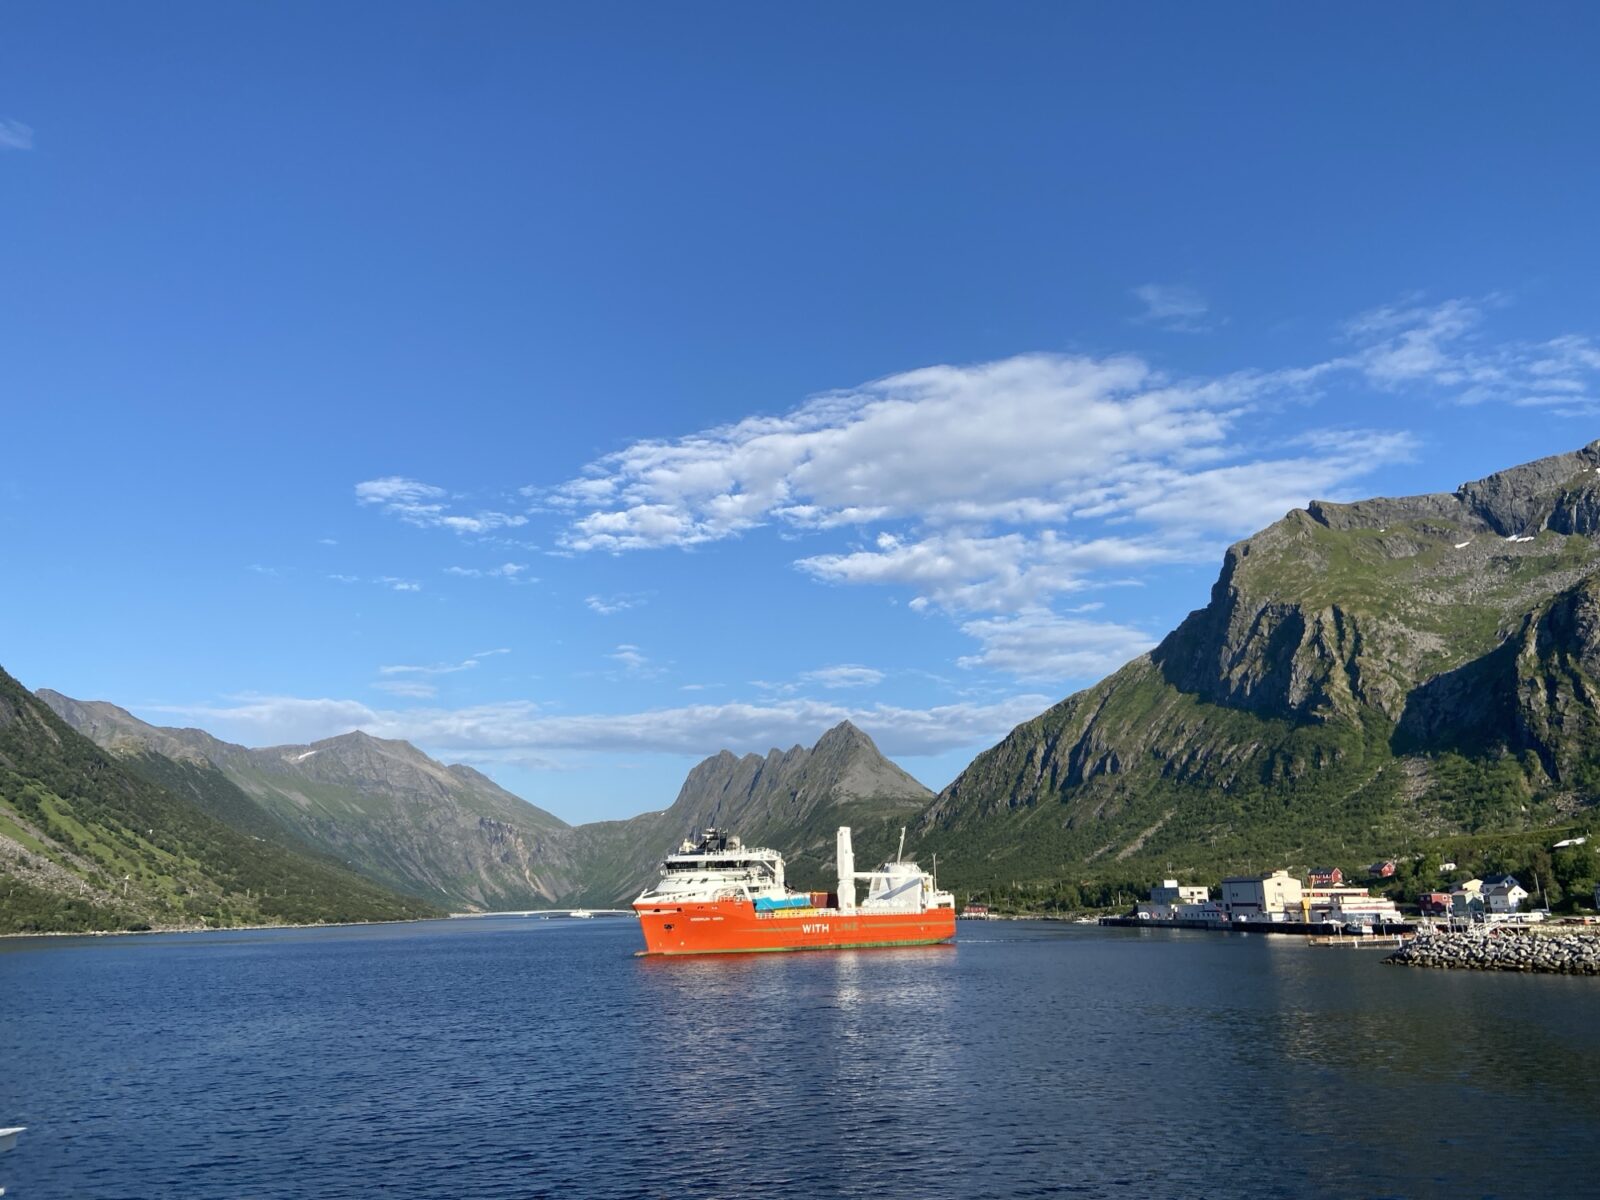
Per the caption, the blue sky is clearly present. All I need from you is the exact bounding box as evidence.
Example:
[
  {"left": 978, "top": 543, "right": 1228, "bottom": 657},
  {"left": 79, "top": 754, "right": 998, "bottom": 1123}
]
[{"left": 5, "top": 3, "right": 1600, "bottom": 821}]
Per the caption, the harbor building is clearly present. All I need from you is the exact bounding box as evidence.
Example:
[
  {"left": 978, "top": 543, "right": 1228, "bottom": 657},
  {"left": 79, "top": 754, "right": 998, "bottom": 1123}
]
[
  {"left": 1152, "top": 880, "right": 1209, "bottom": 905},
  {"left": 1221, "top": 870, "right": 1302, "bottom": 919},
  {"left": 1308, "top": 866, "right": 1343, "bottom": 887},
  {"left": 1136, "top": 879, "right": 1212, "bottom": 919}
]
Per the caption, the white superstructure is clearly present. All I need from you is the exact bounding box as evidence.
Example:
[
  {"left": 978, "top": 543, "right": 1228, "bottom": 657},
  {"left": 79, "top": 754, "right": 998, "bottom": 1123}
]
[
  {"left": 633, "top": 825, "right": 954, "bottom": 914},
  {"left": 635, "top": 828, "right": 791, "bottom": 906}
]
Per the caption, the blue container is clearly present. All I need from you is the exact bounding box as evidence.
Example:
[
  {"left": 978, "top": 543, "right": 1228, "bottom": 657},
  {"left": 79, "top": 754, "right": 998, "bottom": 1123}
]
[{"left": 753, "top": 895, "right": 810, "bottom": 912}]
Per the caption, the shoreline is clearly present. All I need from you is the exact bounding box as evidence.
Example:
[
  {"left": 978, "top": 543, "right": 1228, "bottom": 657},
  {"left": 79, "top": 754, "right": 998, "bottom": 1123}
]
[{"left": 0, "top": 915, "right": 447, "bottom": 942}]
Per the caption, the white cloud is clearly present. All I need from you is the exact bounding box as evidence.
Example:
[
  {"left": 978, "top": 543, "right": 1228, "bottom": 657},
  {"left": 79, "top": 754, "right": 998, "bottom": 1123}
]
[
  {"left": 0, "top": 119, "right": 33, "bottom": 151},
  {"left": 801, "top": 664, "right": 885, "bottom": 689},
  {"left": 152, "top": 692, "right": 1056, "bottom": 760},
  {"left": 356, "top": 476, "right": 527, "bottom": 535},
  {"left": 379, "top": 577, "right": 422, "bottom": 592},
  {"left": 547, "top": 352, "right": 1269, "bottom": 551},
  {"left": 444, "top": 562, "right": 532, "bottom": 581},
  {"left": 380, "top": 650, "right": 506, "bottom": 677},
  {"left": 1344, "top": 297, "right": 1600, "bottom": 412},
  {"left": 328, "top": 573, "right": 360, "bottom": 583},
  {"left": 798, "top": 530, "right": 1208, "bottom": 612},
  {"left": 957, "top": 609, "right": 1156, "bottom": 683},
  {"left": 586, "top": 592, "right": 648, "bottom": 615},
  {"left": 1131, "top": 283, "right": 1216, "bottom": 332},
  {"left": 608, "top": 644, "right": 662, "bottom": 679}
]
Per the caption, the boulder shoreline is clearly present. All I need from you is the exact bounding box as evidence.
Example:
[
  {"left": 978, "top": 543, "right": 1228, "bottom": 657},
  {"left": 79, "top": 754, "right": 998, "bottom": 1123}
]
[{"left": 1384, "top": 930, "right": 1600, "bottom": 975}]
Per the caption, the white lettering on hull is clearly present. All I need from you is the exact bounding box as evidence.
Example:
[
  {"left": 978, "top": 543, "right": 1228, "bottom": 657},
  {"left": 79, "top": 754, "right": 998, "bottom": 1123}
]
[{"left": 802, "top": 924, "right": 830, "bottom": 934}]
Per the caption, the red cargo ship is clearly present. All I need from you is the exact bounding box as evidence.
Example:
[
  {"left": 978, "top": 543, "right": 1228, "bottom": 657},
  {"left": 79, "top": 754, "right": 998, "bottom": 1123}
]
[{"left": 633, "top": 826, "right": 956, "bottom": 955}]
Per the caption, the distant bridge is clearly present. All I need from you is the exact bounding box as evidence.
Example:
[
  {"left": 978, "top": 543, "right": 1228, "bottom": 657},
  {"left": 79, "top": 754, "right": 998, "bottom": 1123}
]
[{"left": 449, "top": 909, "right": 635, "bottom": 919}]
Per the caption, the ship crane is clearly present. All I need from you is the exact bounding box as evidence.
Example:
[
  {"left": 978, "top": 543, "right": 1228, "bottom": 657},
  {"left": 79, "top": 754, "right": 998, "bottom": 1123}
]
[{"left": 836, "top": 825, "right": 918, "bottom": 912}]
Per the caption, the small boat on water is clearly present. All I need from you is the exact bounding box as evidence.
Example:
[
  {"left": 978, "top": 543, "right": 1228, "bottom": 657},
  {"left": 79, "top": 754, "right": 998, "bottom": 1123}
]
[
  {"left": 633, "top": 825, "right": 956, "bottom": 955},
  {"left": 568, "top": 909, "right": 594, "bottom": 919}
]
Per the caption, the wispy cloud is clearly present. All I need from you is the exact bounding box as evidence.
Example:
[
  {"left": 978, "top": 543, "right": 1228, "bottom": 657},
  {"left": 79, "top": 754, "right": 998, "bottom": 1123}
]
[
  {"left": 541, "top": 350, "right": 1398, "bottom": 563},
  {"left": 608, "top": 644, "right": 662, "bottom": 679},
  {"left": 1343, "top": 295, "right": 1600, "bottom": 414},
  {"left": 326, "top": 573, "right": 425, "bottom": 592},
  {"left": 443, "top": 562, "right": 533, "bottom": 581},
  {"left": 1131, "top": 283, "right": 1217, "bottom": 332},
  {"left": 356, "top": 476, "right": 527, "bottom": 535},
  {"left": 379, "top": 649, "right": 509, "bottom": 677},
  {"left": 0, "top": 119, "right": 33, "bottom": 151},
  {"left": 801, "top": 664, "right": 885, "bottom": 689},
  {"left": 797, "top": 529, "right": 1203, "bottom": 613},
  {"left": 957, "top": 609, "right": 1156, "bottom": 682},
  {"left": 150, "top": 692, "right": 1056, "bottom": 760},
  {"left": 586, "top": 592, "right": 649, "bottom": 615}
]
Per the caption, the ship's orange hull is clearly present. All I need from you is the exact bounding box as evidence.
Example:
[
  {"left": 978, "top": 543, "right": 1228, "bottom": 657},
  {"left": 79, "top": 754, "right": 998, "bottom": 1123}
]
[{"left": 634, "top": 899, "right": 956, "bottom": 955}]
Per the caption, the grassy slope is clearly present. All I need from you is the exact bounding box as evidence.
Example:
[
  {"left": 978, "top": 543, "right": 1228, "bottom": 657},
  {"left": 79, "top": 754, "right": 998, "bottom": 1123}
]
[{"left": 0, "top": 668, "right": 440, "bottom": 933}]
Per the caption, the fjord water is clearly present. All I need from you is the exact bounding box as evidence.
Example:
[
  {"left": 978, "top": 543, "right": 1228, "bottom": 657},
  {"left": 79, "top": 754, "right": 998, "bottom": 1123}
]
[{"left": 3, "top": 921, "right": 1597, "bottom": 1199}]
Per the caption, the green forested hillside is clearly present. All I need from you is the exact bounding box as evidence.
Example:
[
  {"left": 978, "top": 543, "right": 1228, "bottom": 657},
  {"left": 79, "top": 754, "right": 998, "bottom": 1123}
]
[{"left": 0, "top": 666, "right": 439, "bottom": 933}]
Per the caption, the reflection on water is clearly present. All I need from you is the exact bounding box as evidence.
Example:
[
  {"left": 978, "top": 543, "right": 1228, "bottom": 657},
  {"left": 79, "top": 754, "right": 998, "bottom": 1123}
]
[
  {"left": 628, "top": 945, "right": 960, "bottom": 1195},
  {"left": 1, "top": 919, "right": 1596, "bottom": 1199}
]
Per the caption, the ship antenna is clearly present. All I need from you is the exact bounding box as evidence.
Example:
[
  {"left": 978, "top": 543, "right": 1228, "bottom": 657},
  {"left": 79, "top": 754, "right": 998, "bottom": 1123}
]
[{"left": 896, "top": 826, "right": 906, "bottom": 864}]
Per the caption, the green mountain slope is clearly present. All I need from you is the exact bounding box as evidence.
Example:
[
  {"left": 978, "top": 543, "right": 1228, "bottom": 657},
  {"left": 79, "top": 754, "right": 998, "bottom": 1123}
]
[
  {"left": 37, "top": 693, "right": 578, "bottom": 911},
  {"left": 0, "top": 667, "right": 439, "bottom": 933},
  {"left": 922, "top": 441, "right": 1600, "bottom": 893}
]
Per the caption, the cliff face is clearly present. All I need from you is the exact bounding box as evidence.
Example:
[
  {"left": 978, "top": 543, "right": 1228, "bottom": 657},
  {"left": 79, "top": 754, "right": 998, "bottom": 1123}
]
[{"left": 922, "top": 442, "right": 1600, "bottom": 883}]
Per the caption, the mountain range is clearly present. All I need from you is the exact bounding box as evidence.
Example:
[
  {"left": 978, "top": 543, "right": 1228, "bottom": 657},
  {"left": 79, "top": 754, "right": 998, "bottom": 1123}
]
[
  {"left": 8, "top": 441, "right": 1600, "bottom": 930},
  {"left": 24, "top": 690, "right": 930, "bottom": 921}
]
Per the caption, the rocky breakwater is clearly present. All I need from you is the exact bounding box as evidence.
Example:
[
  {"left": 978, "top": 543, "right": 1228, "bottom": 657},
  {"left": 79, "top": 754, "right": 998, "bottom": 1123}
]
[{"left": 1385, "top": 931, "right": 1600, "bottom": 975}]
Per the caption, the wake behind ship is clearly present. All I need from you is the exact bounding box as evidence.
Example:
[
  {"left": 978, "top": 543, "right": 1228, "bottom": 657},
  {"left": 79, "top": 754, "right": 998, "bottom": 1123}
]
[{"left": 633, "top": 826, "right": 956, "bottom": 955}]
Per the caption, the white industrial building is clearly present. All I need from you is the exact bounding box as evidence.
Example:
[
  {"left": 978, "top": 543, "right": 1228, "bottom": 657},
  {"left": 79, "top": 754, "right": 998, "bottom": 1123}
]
[{"left": 1220, "top": 870, "right": 1302, "bottom": 918}]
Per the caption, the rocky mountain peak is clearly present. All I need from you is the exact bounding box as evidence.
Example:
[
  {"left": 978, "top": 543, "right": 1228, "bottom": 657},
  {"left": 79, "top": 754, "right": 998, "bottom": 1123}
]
[{"left": 813, "top": 719, "right": 872, "bottom": 753}]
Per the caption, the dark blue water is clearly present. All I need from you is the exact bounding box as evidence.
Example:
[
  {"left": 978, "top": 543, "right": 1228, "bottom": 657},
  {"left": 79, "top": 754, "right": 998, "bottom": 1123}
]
[{"left": 3, "top": 919, "right": 1598, "bottom": 1199}]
